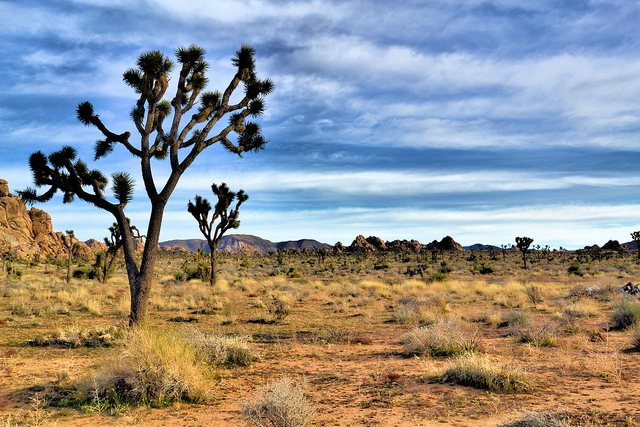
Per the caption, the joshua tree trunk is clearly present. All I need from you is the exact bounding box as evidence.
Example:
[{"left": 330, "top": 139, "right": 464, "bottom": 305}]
[
  {"left": 67, "top": 246, "right": 72, "bottom": 283},
  {"left": 210, "top": 246, "right": 217, "bottom": 286}
]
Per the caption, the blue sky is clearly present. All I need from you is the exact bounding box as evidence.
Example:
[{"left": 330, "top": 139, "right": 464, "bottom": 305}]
[{"left": 2, "top": 0, "right": 640, "bottom": 249}]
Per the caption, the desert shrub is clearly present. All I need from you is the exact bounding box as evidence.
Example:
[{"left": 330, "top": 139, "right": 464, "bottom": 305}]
[
  {"left": 498, "top": 311, "right": 529, "bottom": 329},
  {"left": 77, "top": 328, "right": 214, "bottom": 407},
  {"left": 401, "top": 320, "right": 481, "bottom": 357},
  {"left": 479, "top": 263, "right": 495, "bottom": 275},
  {"left": 567, "top": 260, "right": 581, "bottom": 276},
  {"left": 268, "top": 298, "right": 291, "bottom": 322},
  {"left": 524, "top": 284, "right": 544, "bottom": 308},
  {"left": 499, "top": 411, "right": 570, "bottom": 426},
  {"left": 439, "top": 352, "right": 529, "bottom": 393},
  {"left": 427, "top": 271, "right": 447, "bottom": 283},
  {"left": 609, "top": 299, "right": 640, "bottom": 330},
  {"left": 624, "top": 327, "right": 640, "bottom": 352},
  {"left": 72, "top": 268, "right": 87, "bottom": 279},
  {"left": 512, "top": 323, "right": 559, "bottom": 347},
  {"left": 187, "top": 330, "right": 260, "bottom": 366},
  {"left": 242, "top": 377, "right": 315, "bottom": 427}
]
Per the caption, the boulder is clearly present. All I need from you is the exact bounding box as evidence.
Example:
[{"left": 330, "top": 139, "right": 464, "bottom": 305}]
[
  {"left": 426, "top": 236, "right": 464, "bottom": 251},
  {"left": 85, "top": 239, "right": 108, "bottom": 253},
  {"left": 349, "top": 235, "right": 376, "bottom": 251},
  {"left": 602, "top": 240, "right": 623, "bottom": 251},
  {"left": 365, "top": 236, "right": 387, "bottom": 251}
]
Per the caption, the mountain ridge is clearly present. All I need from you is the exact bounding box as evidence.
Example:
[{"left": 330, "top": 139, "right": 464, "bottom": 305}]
[{"left": 160, "top": 234, "right": 332, "bottom": 254}]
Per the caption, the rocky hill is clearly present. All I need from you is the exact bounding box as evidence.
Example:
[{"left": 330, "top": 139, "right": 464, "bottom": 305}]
[
  {"left": 0, "top": 179, "right": 93, "bottom": 259},
  {"left": 336, "top": 235, "right": 464, "bottom": 252},
  {"left": 160, "top": 234, "right": 331, "bottom": 254}
]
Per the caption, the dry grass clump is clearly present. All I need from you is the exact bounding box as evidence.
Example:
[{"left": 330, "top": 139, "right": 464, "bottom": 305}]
[
  {"left": 498, "top": 410, "right": 570, "bottom": 426},
  {"left": 513, "top": 323, "right": 560, "bottom": 347},
  {"left": 187, "top": 330, "right": 260, "bottom": 366},
  {"left": 26, "top": 326, "right": 123, "bottom": 348},
  {"left": 391, "top": 296, "right": 439, "bottom": 324},
  {"left": 498, "top": 310, "right": 530, "bottom": 329},
  {"left": 78, "top": 328, "right": 215, "bottom": 407},
  {"left": 439, "top": 352, "right": 529, "bottom": 393},
  {"left": 402, "top": 319, "right": 481, "bottom": 357},
  {"left": 242, "top": 377, "right": 315, "bottom": 427}
]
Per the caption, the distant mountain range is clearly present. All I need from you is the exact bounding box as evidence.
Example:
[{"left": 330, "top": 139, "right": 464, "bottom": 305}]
[
  {"left": 160, "top": 234, "right": 639, "bottom": 254},
  {"left": 160, "top": 234, "right": 332, "bottom": 254}
]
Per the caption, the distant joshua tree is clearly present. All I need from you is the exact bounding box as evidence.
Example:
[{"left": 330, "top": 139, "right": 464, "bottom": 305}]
[
  {"left": 96, "top": 221, "right": 139, "bottom": 284},
  {"left": 515, "top": 236, "right": 534, "bottom": 270},
  {"left": 61, "top": 230, "right": 79, "bottom": 283},
  {"left": 188, "top": 182, "right": 248, "bottom": 285},
  {"left": 500, "top": 244, "right": 510, "bottom": 260},
  {"left": 631, "top": 231, "right": 640, "bottom": 260}
]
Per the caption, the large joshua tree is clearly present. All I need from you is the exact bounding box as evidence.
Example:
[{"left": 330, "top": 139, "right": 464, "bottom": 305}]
[
  {"left": 188, "top": 182, "right": 248, "bottom": 286},
  {"left": 19, "top": 45, "right": 273, "bottom": 325}
]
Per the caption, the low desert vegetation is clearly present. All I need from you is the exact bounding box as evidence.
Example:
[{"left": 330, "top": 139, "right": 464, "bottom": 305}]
[
  {"left": 1, "top": 247, "right": 640, "bottom": 425},
  {"left": 439, "top": 352, "right": 530, "bottom": 393},
  {"left": 401, "top": 319, "right": 481, "bottom": 356},
  {"left": 242, "top": 377, "right": 315, "bottom": 427}
]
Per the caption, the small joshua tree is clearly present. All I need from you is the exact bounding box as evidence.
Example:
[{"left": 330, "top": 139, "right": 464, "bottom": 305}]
[
  {"left": 19, "top": 44, "right": 272, "bottom": 325},
  {"left": 188, "top": 183, "right": 248, "bottom": 285},
  {"left": 515, "top": 236, "right": 534, "bottom": 270},
  {"left": 631, "top": 231, "right": 640, "bottom": 260},
  {"left": 95, "top": 221, "right": 139, "bottom": 283},
  {"left": 61, "top": 230, "right": 79, "bottom": 283}
]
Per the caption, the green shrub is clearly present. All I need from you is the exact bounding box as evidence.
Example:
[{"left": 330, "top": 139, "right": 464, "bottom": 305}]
[
  {"left": 479, "top": 263, "right": 495, "bottom": 275},
  {"left": 610, "top": 299, "right": 640, "bottom": 330},
  {"left": 242, "top": 377, "right": 315, "bottom": 427},
  {"left": 428, "top": 271, "right": 447, "bottom": 283},
  {"left": 567, "top": 260, "right": 581, "bottom": 275},
  {"left": 440, "top": 352, "right": 529, "bottom": 393}
]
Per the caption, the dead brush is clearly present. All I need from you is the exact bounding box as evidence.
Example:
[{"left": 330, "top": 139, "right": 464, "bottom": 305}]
[
  {"left": 513, "top": 322, "right": 560, "bottom": 347},
  {"left": 242, "top": 377, "right": 315, "bottom": 427},
  {"left": 186, "top": 330, "right": 260, "bottom": 366},
  {"left": 401, "top": 319, "right": 482, "bottom": 357},
  {"left": 623, "top": 327, "right": 640, "bottom": 353},
  {"left": 498, "top": 410, "right": 570, "bottom": 426}
]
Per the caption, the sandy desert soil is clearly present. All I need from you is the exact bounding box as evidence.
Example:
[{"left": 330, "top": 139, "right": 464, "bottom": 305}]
[{"left": 1, "top": 251, "right": 640, "bottom": 426}]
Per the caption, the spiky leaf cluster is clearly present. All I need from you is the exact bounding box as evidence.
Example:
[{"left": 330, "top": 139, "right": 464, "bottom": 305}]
[{"left": 19, "top": 146, "right": 113, "bottom": 205}]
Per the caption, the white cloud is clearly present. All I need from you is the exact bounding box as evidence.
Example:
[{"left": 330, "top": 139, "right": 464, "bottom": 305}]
[
  {"left": 147, "top": 0, "right": 348, "bottom": 24},
  {"left": 176, "top": 168, "right": 640, "bottom": 197}
]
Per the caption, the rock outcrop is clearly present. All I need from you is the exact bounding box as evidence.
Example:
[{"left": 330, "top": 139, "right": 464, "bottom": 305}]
[
  {"left": 349, "top": 235, "right": 377, "bottom": 251},
  {"left": 0, "top": 179, "right": 92, "bottom": 259},
  {"left": 386, "top": 239, "right": 425, "bottom": 252},
  {"left": 345, "top": 235, "right": 463, "bottom": 253},
  {"left": 426, "top": 236, "right": 464, "bottom": 251}
]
